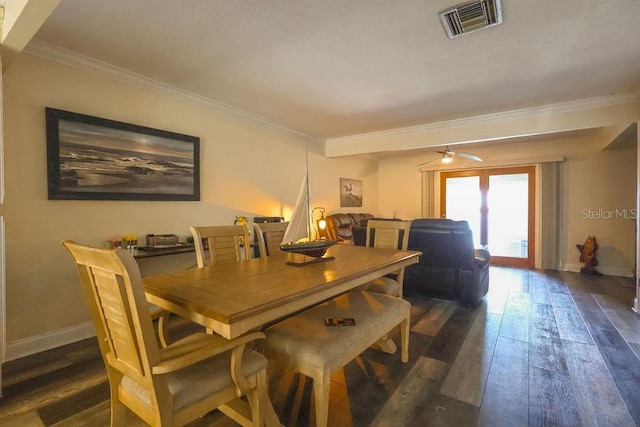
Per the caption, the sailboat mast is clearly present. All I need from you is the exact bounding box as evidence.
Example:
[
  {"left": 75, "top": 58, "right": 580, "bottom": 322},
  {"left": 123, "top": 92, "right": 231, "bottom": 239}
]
[{"left": 305, "top": 142, "right": 312, "bottom": 241}]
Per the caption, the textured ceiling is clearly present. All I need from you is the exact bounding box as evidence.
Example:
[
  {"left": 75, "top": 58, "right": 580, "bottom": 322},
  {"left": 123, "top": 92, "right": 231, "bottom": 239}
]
[{"left": 30, "top": 0, "right": 640, "bottom": 140}]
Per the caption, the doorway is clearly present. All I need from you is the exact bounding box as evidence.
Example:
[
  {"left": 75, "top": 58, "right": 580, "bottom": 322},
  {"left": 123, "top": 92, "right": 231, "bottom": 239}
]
[{"left": 440, "top": 166, "right": 535, "bottom": 268}]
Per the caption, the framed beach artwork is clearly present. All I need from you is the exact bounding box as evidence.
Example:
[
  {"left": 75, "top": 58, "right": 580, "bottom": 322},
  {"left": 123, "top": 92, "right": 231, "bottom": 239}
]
[
  {"left": 340, "top": 178, "right": 363, "bottom": 207},
  {"left": 46, "top": 108, "right": 200, "bottom": 201}
]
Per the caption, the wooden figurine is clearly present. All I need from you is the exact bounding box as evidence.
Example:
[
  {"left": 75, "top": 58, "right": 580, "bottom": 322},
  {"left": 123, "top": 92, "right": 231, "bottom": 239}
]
[{"left": 576, "top": 236, "right": 601, "bottom": 275}]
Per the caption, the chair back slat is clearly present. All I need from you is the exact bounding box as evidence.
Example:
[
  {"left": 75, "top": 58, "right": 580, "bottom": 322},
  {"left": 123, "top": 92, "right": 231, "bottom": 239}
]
[
  {"left": 254, "top": 222, "right": 289, "bottom": 257},
  {"left": 374, "top": 228, "right": 401, "bottom": 248},
  {"left": 93, "top": 269, "right": 140, "bottom": 362},
  {"left": 365, "top": 220, "right": 412, "bottom": 250},
  {"left": 190, "top": 225, "right": 251, "bottom": 268}
]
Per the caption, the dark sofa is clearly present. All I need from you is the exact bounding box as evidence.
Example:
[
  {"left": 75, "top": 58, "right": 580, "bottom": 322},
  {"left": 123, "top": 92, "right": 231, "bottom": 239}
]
[
  {"left": 322, "top": 213, "right": 374, "bottom": 243},
  {"left": 353, "top": 218, "right": 490, "bottom": 307}
]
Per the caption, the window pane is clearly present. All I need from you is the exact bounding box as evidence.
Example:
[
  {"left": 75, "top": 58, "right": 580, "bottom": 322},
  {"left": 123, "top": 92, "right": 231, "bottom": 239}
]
[
  {"left": 445, "top": 176, "right": 481, "bottom": 247},
  {"left": 488, "top": 173, "right": 528, "bottom": 258}
]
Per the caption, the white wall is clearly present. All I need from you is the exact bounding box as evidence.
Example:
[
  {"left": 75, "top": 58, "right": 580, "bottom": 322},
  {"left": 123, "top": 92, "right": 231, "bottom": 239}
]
[
  {"left": 2, "top": 53, "right": 378, "bottom": 358},
  {"left": 378, "top": 134, "right": 636, "bottom": 276},
  {"left": 377, "top": 158, "right": 423, "bottom": 220}
]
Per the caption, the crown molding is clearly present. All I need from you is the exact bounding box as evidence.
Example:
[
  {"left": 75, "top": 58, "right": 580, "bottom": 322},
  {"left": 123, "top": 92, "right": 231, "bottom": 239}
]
[
  {"left": 23, "top": 39, "right": 321, "bottom": 143},
  {"left": 327, "top": 93, "right": 640, "bottom": 146}
]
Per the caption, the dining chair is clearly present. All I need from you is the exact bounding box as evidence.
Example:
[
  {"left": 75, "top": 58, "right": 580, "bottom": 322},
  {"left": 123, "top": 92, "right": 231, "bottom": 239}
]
[
  {"left": 355, "top": 220, "right": 413, "bottom": 356},
  {"left": 189, "top": 224, "right": 252, "bottom": 268},
  {"left": 61, "top": 240, "right": 269, "bottom": 426},
  {"left": 253, "top": 222, "right": 289, "bottom": 257},
  {"left": 359, "top": 219, "right": 413, "bottom": 298}
]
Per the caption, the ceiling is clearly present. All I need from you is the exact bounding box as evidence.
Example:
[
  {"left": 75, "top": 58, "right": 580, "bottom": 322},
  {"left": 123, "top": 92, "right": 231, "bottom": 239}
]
[{"left": 24, "top": 0, "right": 640, "bottom": 147}]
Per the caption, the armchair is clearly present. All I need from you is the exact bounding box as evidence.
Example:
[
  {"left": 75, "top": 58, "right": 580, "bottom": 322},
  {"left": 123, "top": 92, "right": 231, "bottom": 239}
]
[
  {"left": 189, "top": 224, "right": 252, "bottom": 267},
  {"left": 403, "top": 219, "right": 490, "bottom": 307},
  {"left": 253, "top": 221, "right": 289, "bottom": 257},
  {"left": 61, "top": 240, "right": 269, "bottom": 426}
]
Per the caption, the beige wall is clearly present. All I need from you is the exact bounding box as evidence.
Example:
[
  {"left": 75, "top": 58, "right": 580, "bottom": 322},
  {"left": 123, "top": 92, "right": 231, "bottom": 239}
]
[
  {"left": 4, "top": 51, "right": 636, "bottom": 358},
  {"left": 378, "top": 134, "right": 637, "bottom": 276},
  {"left": 3, "top": 53, "right": 378, "bottom": 357},
  {"left": 561, "top": 141, "right": 636, "bottom": 275}
]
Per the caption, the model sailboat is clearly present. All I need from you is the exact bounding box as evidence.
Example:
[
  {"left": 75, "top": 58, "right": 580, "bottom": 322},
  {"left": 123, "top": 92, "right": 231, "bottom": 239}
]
[{"left": 280, "top": 146, "right": 338, "bottom": 263}]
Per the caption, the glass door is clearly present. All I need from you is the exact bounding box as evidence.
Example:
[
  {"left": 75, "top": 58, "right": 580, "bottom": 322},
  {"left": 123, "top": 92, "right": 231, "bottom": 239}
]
[
  {"left": 442, "top": 172, "right": 482, "bottom": 247},
  {"left": 440, "top": 166, "right": 535, "bottom": 268}
]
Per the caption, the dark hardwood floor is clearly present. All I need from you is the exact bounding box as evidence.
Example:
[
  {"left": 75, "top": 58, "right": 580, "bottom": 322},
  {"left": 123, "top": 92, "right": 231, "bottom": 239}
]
[{"left": 1, "top": 267, "right": 639, "bottom": 426}]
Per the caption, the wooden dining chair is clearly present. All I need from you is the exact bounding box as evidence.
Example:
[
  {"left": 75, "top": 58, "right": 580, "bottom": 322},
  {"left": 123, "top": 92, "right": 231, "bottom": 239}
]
[
  {"left": 359, "top": 220, "right": 413, "bottom": 298},
  {"left": 355, "top": 220, "right": 413, "bottom": 356},
  {"left": 189, "top": 224, "right": 252, "bottom": 268},
  {"left": 253, "top": 222, "right": 289, "bottom": 257},
  {"left": 61, "top": 240, "right": 269, "bottom": 426}
]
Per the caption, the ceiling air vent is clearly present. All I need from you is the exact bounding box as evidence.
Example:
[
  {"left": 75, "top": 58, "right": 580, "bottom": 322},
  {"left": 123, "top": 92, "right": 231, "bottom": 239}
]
[{"left": 440, "top": 0, "right": 503, "bottom": 39}]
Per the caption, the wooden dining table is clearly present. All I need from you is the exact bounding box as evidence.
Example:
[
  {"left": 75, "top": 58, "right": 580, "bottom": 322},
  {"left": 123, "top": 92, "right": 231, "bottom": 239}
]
[
  {"left": 143, "top": 244, "right": 420, "bottom": 426},
  {"left": 143, "top": 244, "right": 421, "bottom": 340}
]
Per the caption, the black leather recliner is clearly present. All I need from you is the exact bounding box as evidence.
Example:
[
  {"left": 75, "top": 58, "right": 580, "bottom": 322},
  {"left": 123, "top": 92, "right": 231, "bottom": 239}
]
[
  {"left": 353, "top": 218, "right": 490, "bottom": 307},
  {"left": 404, "top": 219, "right": 489, "bottom": 307}
]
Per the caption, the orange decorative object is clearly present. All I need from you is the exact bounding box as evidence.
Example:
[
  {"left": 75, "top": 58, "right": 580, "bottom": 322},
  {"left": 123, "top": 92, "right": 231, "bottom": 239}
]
[{"left": 576, "top": 236, "right": 601, "bottom": 275}]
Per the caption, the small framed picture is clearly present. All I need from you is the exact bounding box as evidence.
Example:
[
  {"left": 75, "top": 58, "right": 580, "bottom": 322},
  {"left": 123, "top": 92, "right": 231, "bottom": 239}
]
[{"left": 340, "top": 178, "right": 363, "bottom": 207}]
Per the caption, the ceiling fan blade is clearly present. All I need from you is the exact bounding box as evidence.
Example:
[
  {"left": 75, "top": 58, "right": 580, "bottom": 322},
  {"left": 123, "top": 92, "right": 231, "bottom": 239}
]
[
  {"left": 456, "top": 152, "right": 483, "bottom": 162},
  {"left": 416, "top": 158, "right": 440, "bottom": 167}
]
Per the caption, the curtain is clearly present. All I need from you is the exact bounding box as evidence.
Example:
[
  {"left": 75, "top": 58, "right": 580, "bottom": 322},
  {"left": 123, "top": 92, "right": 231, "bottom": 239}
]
[
  {"left": 422, "top": 171, "right": 435, "bottom": 218},
  {"left": 539, "top": 162, "right": 560, "bottom": 269}
]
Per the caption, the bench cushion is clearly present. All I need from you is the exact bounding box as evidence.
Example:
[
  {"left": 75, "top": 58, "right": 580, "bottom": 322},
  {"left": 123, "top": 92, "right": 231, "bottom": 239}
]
[{"left": 264, "top": 291, "right": 410, "bottom": 373}]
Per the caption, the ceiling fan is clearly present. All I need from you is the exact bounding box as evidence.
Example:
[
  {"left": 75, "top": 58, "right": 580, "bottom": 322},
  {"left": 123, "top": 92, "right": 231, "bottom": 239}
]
[{"left": 416, "top": 146, "right": 483, "bottom": 166}]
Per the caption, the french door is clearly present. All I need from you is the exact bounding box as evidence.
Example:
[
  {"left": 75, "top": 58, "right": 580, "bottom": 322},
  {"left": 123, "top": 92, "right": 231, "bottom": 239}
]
[{"left": 440, "top": 166, "right": 535, "bottom": 268}]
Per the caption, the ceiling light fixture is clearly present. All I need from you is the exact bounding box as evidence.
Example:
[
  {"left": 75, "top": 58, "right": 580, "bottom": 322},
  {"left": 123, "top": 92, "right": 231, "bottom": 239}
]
[
  {"left": 416, "top": 146, "right": 483, "bottom": 167},
  {"left": 440, "top": 0, "right": 503, "bottom": 39}
]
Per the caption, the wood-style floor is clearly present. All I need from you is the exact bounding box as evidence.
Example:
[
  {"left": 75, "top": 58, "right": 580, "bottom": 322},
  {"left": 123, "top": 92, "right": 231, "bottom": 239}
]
[{"left": 1, "top": 267, "right": 639, "bottom": 426}]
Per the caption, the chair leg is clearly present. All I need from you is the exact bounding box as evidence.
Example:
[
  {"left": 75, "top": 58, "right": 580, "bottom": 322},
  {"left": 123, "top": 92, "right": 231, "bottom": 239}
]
[
  {"left": 110, "top": 392, "right": 126, "bottom": 426},
  {"left": 246, "top": 370, "right": 267, "bottom": 426},
  {"left": 400, "top": 316, "right": 410, "bottom": 363},
  {"left": 375, "top": 333, "right": 397, "bottom": 354},
  {"left": 313, "top": 378, "right": 331, "bottom": 427}
]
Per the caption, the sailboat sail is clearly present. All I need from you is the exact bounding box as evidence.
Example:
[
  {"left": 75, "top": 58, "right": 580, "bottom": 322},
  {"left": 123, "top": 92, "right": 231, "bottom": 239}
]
[
  {"left": 282, "top": 174, "right": 311, "bottom": 244},
  {"left": 279, "top": 143, "right": 337, "bottom": 259}
]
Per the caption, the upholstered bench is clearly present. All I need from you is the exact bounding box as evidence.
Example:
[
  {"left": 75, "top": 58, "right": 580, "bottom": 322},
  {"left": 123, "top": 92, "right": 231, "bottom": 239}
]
[{"left": 264, "top": 290, "right": 410, "bottom": 427}]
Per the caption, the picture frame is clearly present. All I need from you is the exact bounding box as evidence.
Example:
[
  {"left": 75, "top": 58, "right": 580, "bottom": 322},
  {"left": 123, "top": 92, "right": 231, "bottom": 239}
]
[
  {"left": 340, "top": 178, "right": 363, "bottom": 207},
  {"left": 46, "top": 108, "right": 200, "bottom": 201}
]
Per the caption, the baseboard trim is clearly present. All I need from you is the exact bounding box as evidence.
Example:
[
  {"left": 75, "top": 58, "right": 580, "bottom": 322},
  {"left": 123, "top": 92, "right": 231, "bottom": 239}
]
[
  {"left": 5, "top": 322, "right": 96, "bottom": 362},
  {"left": 563, "top": 263, "right": 634, "bottom": 278}
]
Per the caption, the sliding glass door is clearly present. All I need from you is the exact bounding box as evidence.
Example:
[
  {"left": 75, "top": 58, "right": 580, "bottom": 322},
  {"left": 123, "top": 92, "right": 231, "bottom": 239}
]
[
  {"left": 440, "top": 166, "right": 535, "bottom": 267},
  {"left": 443, "top": 172, "right": 482, "bottom": 247}
]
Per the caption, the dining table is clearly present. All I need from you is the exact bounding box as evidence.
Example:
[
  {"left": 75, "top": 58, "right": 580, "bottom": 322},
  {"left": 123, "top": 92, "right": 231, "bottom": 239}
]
[
  {"left": 143, "top": 244, "right": 421, "bottom": 339},
  {"left": 142, "top": 244, "right": 420, "bottom": 426}
]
